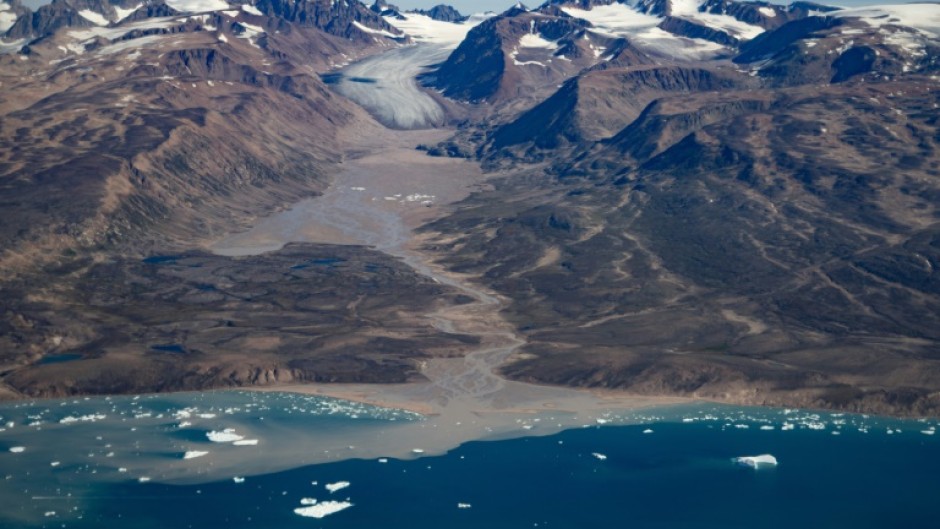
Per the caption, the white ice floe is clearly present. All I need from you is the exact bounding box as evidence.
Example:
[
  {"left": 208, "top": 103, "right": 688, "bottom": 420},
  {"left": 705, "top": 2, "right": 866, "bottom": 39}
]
[
  {"left": 233, "top": 476, "right": 246, "bottom": 483},
  {"left": 378, "top": 458, "right": 389, "bottom": 463},
  {"left": 325, "top": 481, "right": 350, "bottom": 493},
  {"left": 294, "top": 501, "right": 353, "bottom": 519},
  {"left": 138, "top": 477, "right": 151, "bottom": 483},
  {"left": 733, "top": 454, "right": 778, "bottom": 469},
  {"left": 183, "top": 450, "right": 209, "bottom": 459},
  {"left": 60, "top": 414, "right": 107, "bottom": 424},
  {"left": 412, "top": 448, "right": 425, "bottom": 454},
  {"left": 643, "top": 429, "right": 654, "bottom": 434},
  {"left": 207, "top": 429, "right": 245, "bottom": 443},
  {"left": 592, "top": 452, "right": 608, "bottom": 461},
  {"left": 9, "top": 446, "right": 25, "bottom": 453},
  {"left": 50, "top": 461, "right": 60, "bottom": 467},
  {"left": 233, "top": 439, "right": 259, "bottom": 446},
  {"left": 458, "top": 503, "right": 472, "bottom": 509},
  {"left": 922, "top": 429, "right": 936, "bottom": 436}
]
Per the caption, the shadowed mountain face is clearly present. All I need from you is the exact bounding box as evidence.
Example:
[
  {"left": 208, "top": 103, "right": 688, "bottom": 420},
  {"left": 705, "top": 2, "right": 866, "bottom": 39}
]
[{"left": 422, "top": 7, "right": 637, "bottom": 104}]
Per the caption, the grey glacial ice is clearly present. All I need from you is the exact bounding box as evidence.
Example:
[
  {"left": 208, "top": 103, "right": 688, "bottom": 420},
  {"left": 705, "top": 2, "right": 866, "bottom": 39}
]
[{"left": 333, "top": 45, "right": 450, "bottom": 129}]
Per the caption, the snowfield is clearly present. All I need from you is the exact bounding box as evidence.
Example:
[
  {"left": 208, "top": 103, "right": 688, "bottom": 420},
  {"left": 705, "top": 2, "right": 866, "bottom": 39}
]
[{"left": 561, "top": 3, "right": 727, "bottom": 59}]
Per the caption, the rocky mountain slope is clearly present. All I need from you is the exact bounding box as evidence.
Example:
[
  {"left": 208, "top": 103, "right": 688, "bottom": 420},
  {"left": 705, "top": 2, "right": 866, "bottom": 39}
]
[
  {"left": 0, "top": 0, "right": 472, "bottom": 398},
  {"left": 417, "top": 2, "right": 940, "bottom": 415}
]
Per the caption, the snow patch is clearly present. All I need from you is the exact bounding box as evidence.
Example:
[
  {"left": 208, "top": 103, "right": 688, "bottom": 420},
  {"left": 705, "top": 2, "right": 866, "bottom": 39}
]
[
  {"left": 758, "top": 6, "right": 777, "bottom": 18},
  {"left": 114, "top": 4, "right": 142, "bottom": 21},
  {"left": 519, "top": 32, "right": 558, "bottom": 49},
  {"left": 166, "top": 0, "right": 230, "bottom": 13},
  {"left": 563, "top": 3, "right": 729, "bottom": 59},
  {"left": 832, "top": 5, "right": 940, "bottom": 38},
  {"left": 78, "top": 9, "right": 110, "bottom": 26},
  {"left": 353, "top": 20, "right": 398, "bottom": 39},
  {"left": 241, "top": 3, "right": 262, "bottom": 16},
  {"left": 384, "top": 12, "right": 489, "bottom": 49},
  {"left": 668, "top": 0, "right": 764, "bottom": 39},
  {"left": 0, "top": 1, "right": 17, "bottom": 33}
]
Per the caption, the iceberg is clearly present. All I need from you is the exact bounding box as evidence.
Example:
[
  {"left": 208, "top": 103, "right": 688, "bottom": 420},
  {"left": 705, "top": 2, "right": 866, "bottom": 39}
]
[
  {"left": 294, "top": 501, "right": 353, "bottom": 519},
  {"left": 207, "top": 429, "right": 245, "bottom": 443},
  {"left": 325, "top": 481, "right": 350, "bottom": 493},
  {"left": 733, "top": 454, "right": 778, "bottom": 469}
]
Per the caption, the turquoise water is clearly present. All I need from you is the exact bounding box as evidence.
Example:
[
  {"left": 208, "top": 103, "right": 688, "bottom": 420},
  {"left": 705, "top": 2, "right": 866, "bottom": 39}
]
[{"left": 0, "top": 394, "right": 937, "bottom": 528}]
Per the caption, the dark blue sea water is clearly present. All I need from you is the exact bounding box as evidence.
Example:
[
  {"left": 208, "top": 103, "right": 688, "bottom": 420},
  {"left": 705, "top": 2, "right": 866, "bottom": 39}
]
[{"left": 3, "top": 399, "right": 935, "bottom": 529}]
